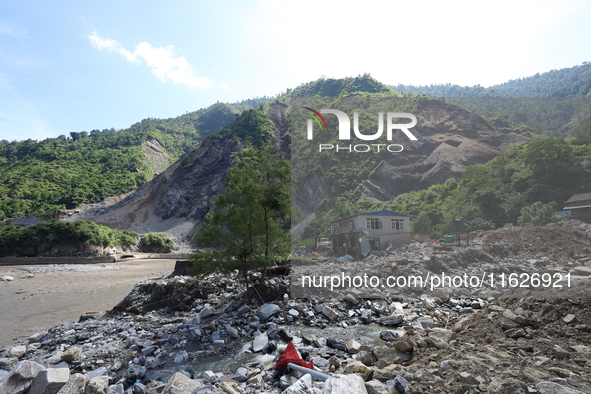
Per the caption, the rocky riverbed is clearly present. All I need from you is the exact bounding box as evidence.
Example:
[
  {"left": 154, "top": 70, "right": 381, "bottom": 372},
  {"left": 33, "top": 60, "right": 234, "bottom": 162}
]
[{"left": 1, "top": 221, "right": 591, "bottom": 393}]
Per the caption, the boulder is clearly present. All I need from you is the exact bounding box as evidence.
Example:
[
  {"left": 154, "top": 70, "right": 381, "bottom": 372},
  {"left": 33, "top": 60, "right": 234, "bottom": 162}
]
[
  {"left": 323, "top": 374, "right": 368, "bottom": 394},
  {"left": 28, "top": 368, "right": 70, "bottom": 394},
  {"left": 85, "top": 376, "right": 109, "bottom": 394},
  {"left": 365, "top": 380, "right": 388, "bottom": 394},
  {"left": 282, "top": 374, "right": 313, "bottom": 394},
  {"left": 322, "top": 306, "right": 339, "bottom": 321},
  {"left": 232, "top": 367, "right": 248, "bottom": 382},
  {"left": 428, "top": 328, "right": 455, "bottom": 343},
  {"left": 536, "top": 381, "right": 585, "bottom": 394},
  {"left": 0, "top": 361, "right": 45, "bottom": 394},
  {"left": 9, "top": 346, "right": 26, "bottom": 358},
  {"left": 162, "top": 372, "right": 201, "bottom": 394},
  {"left": 252, "top": 333, "right": 268, "bottom": 353},
  {"left": 61, "top": 347, "right": 82, "bottom": 362},
  {"left": 259, "top": 303, "right": 281, "bottom": 321},
  {"left": 56, "top": 373, "right": 88, "bottom": 394}
]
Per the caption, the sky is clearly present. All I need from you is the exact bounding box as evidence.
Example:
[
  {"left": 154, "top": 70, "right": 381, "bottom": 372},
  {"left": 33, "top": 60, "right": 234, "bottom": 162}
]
[{"left": 1, "top": 0, "right": 590, "bottom": 141}]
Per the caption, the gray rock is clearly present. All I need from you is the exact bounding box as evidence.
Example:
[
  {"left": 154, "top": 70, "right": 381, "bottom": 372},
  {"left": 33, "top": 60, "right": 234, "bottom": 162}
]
[
  {"left": 85, "top": 376, "right": 108, "bottom": 394},
  {"left": 173, "top": 351, "right": 189, "bottom": 364},
  {"left": 141, "top": 346, "right": 157, "bottom": 356},
  {"left": 55, "top": 373, "right": 88, "bottom": 394},
  {"left": 28, "top": 368, "right": 70, "bottom": 394},
  {"left": 223, "top": 300, "right": 237, "bottom": 313},
  {"left": 236, "top": 305, "right": 250, "bottom": 315},
  {"left": 459, "top": 372, "right": 478, "bottom": 385},
  {"left": 428, "top": 328, "right": 455, "bottom": 343},
  {"left": 563, "top": 314, "right": 576, "bottom": 324},
  {"left": 87, "top": 367, "right": 107, "bottom": 380},
  {"left": 9, "top": 346, "right": 26, "bottom": 358},
  {"left": 225, "top": 325, "right": 239, "bottom": 339},
  {"left": 252, "top": 333, "right": 268, "bottom": 352},
  {"left": 536, "top": 381, "right": 585, "bottom": 394},
  {"left": 281, "top": 374, "right": 312, "bottom": 394},
  {"left": 392, "top": 336, "right": 414, "bottom": 353},
  {"left": 326, "top": 338, "right": 346, "bottom": 350},
  {"left": 201, "top": 371, "right": 217, "bottom": 384},
  {"left": 379, "top": 331, "right": 398, "bottom": 341},
  {"left": 106, "top": 384, "right": 124, "bottom": 394},
  {"left": 360, "top": 310, "right": 372, "bottom": 324},
  {"left": 365, "top": 380, "right": 388, "bottom": 394},
  {"left": 61, "top": 347, "right": 82, "bottom": 362},
  {"left": 553, "top": 345, "right": 571, "bottom": 359},
  {"left": 0, "top": 360, "right": 45, "bottom": 394},
  {"left": 162, "top": 373, "right": 201, "bottom": 394},
  {"left": 258, "top": 303, "right": 280, "bottom": 321},
  {"left": 323, "top": 374, "right": 368, "bottom": 394},
  {"left": 377, "top": 313, "right": 403, "bottom": 326},
  {"left": 312, "top": 357, "right": 330, "bottom": 371},
  {"left": 322, "top": 306, "right": 339, "bottom": 321},
  {"left": 188, "top": 328, "right": 202, "bottom": 342},
  {"left": 0, "top": 371, "right": 8, "bottom": 382},
  {"left": 347, "top": 340, "right": 361, "bottom": 354},
  {"left": 232, "top": 367, "right": 248, "bottom": 382}
]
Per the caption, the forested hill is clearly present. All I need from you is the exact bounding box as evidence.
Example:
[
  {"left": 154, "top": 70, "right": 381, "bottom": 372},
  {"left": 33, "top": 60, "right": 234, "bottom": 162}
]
[
  {"left": 0, "top": 100, "right": 268, "bottom": 220},
  {"left": 392, "top": 62, "right": 591, "bottom": 97}
]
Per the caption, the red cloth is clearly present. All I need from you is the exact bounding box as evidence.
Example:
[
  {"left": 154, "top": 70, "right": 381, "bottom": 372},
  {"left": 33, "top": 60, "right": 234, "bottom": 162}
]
[{"left": 274, "top": 341, "right": 313, "bottom": 373}]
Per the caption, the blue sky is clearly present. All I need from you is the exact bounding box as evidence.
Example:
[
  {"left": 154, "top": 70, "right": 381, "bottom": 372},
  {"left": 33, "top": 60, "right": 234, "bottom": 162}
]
[{"left": 1, "top": 0, "right": 590, "bottom": 141}]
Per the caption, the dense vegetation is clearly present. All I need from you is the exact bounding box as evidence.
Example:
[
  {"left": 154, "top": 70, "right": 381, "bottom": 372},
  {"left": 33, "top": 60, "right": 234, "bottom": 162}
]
[
  {"left": 140, "top": 232, "right": 173, "bottom": 252},
  {"left": 393, "top": 62, "right": 591, "bottom": 97},
  {"left": 302, "top": 135, "right": 591, "bottom": 239},
  {"left": 0, "top": 220, "right": 137, "bottom": 255},
  {"left": 0, "top": 101, "right": 267, "bottom": 220}
]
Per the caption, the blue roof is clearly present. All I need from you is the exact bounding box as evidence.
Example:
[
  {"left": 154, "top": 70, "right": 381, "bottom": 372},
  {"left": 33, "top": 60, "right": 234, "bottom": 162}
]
[{"left": 330, "top": 210, "right": 408, "bottom": 222}]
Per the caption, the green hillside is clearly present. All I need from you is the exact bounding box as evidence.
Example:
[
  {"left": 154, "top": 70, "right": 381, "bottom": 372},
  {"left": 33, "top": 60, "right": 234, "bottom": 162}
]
[
  {"left": 392, "top": 62, "right": 591, "bottom": 97},
  {"left": 0, "top": 101, "right": 256, "bottom": 220}
]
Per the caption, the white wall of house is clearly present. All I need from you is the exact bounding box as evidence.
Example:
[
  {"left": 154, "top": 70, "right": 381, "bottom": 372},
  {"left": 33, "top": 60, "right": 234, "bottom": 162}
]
[{"left": 330, "top": 213, "right": 411, "bottom": 249}]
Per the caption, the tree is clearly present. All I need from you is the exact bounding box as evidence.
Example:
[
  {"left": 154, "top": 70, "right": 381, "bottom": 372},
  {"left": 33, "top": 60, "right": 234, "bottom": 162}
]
[
  {"left": 570, "top": 117, "right": 591, "bottom": 145},
  {"left": 517, "top": 201, "right": 564, "bottom": 226},
  {"left": 189, "top": 145, "right": 290, "bottom": 294}
]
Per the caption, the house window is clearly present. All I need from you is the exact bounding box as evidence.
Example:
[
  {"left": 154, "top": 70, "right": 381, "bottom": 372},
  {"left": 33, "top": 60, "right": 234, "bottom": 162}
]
[
  {"left": 366, "top": 218, "right": 382, "bottom": 229},
  {"left": 331, "top": 224, "right": 340, "bottom": 234},
  {"left": 349, "top": 220, "right": 355, "bottom": 232},
  {"left": 391, "top": 219, "right": 404, "bottom": 230}
]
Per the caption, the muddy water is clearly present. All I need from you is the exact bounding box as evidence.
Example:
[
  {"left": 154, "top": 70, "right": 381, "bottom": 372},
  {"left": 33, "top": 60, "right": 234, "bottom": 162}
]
[{"left": 0, "top": 259, "right": 176, "bottom": 346}]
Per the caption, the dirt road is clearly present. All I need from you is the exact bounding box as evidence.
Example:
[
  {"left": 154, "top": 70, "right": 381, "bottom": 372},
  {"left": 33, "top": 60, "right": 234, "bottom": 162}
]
[{"left": 0, "top": 259, "right": 176, "bottom": 346}]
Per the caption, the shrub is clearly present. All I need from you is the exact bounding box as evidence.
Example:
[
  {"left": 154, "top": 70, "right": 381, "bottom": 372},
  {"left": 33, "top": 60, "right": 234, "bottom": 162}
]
[{"left": 140, "top": 232, "right": 173, "bottom": 252}]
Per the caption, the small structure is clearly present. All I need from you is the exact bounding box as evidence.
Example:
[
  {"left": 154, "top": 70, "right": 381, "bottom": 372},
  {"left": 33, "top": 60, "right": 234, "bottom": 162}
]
[
  {"left": 564, "top": 192, "right": 591, "bottom": 223},
  {"left": 329, "top": 210, "right": 411, "bottom": 256},
  {"left": 411, "top": 232, "right": 431, "bottom": 242}
]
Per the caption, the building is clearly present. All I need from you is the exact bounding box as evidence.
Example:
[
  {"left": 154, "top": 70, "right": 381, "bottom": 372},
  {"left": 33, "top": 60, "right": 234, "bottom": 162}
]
[
  {"left": 564, "top": 192, "right": 591, "bottom": 223},
  {"left": 329, "top": 210, "right": 411, "bottom": 255}
]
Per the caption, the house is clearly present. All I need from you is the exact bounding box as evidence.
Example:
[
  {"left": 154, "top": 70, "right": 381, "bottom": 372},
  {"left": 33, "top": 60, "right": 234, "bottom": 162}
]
[
  {"left": 564, "top": 192, "right": 591, "bottom": 223},
  {"left": 329, "top": 210, "right": 411, "bottom": 255}
]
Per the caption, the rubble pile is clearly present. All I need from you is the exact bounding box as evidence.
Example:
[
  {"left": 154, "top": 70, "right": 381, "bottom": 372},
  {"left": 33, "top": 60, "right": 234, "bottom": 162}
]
[{"left": 1, "top": 222, "right": 590, "bottom": 393}]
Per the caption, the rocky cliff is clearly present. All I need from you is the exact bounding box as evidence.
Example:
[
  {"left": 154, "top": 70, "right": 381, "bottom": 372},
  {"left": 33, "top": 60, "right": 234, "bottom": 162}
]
[{"left": 68, "top": 99, "right": 527, "bottom": 249}]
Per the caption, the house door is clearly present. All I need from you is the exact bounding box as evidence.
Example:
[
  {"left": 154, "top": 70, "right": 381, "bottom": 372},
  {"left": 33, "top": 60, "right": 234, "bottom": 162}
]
[{"left": 369, "top": 238, "right": 380, "bottom": 251}]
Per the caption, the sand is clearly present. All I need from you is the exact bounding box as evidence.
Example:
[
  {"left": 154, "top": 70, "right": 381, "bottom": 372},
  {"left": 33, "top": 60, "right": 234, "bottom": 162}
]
[{"left": 0, "top": 259, "right": 176, "bottom": 347}]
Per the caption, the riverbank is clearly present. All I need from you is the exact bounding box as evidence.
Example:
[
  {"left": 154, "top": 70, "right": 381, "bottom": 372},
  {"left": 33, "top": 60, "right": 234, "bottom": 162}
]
[
  {"left": 0, "top": 259, "right": 176, "bottom": 346},
  {"left": 0, "top": 253, "right": 184, "bottom": 266}
]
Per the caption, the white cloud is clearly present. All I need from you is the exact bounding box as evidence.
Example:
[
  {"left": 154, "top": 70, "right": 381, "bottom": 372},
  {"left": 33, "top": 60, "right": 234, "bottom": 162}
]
[
  {"left": 0, "top": 20, "right": 26, "bottom": 38},
  {"left": 89, "top": 32, "right": 211, "bottom": 88}
]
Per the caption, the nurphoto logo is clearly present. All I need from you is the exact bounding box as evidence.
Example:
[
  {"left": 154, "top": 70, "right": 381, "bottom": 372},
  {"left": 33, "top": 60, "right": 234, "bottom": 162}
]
[{"left": 304, "top": 107, "right": 418, "bottom": 153}]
